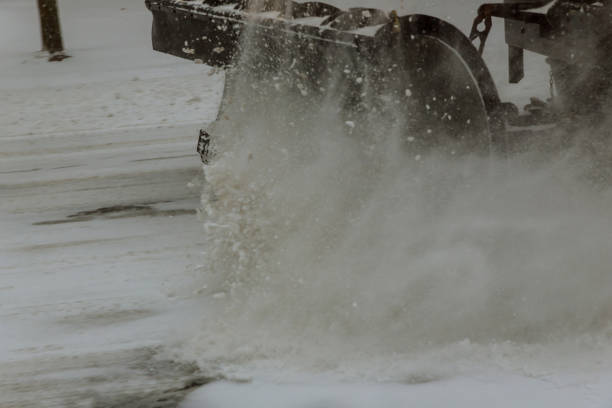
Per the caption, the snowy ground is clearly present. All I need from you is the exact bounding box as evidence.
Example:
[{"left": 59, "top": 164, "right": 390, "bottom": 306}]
[
  {"left": 2, "top": 0, "right": 612, "bottom": 407},
  {"left": 0, "top": 122, "right": 212, "bottom": 406},
  {"left": 1, "top": 0, "right": 223, "bottom": 406}
]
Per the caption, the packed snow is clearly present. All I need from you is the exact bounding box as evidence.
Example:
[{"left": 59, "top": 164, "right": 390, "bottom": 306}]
[{"left": 1, "top": 0, "right": 612, "bottom": 407}]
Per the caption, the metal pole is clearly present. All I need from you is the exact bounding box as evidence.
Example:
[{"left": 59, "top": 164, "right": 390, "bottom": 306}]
[{"left": 37, "top": 0, "right": 68, "bottom": 60}]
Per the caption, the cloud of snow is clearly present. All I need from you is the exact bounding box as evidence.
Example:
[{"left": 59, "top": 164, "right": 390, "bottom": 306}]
[{"left": 176, "top": 11, "right": 612, "bottom": 382}]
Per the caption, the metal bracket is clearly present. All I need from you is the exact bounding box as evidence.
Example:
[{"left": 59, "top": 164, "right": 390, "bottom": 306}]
[
  {"left": 508, "top": 45, "right": 524, "bottom": 83},
  {"left": 469, "top": 9, "right": 493, "bottom": 55}
]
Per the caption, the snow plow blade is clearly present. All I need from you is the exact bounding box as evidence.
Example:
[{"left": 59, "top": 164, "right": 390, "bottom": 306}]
[
  {"left": 146, "top": 0, "right": 506, "bottom": 155},
  {"left": 145, "top": 0, "right": 366, "bottom": 68}
]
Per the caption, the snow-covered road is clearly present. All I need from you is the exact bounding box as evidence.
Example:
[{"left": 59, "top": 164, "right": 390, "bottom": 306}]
[
  {"left": 0, "top": 94, "right": 220, "bottom": 407},
  {"left": 1, "top": 1, "right": 224, "bottom": 405},
  {"left": 0, "top": 104, "right": 226, "bottom": 407}
]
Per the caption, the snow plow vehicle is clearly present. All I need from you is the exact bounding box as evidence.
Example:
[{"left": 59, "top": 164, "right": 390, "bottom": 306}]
[{"left": 145, "top": 0, "right": 612, "bottom": 160}]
